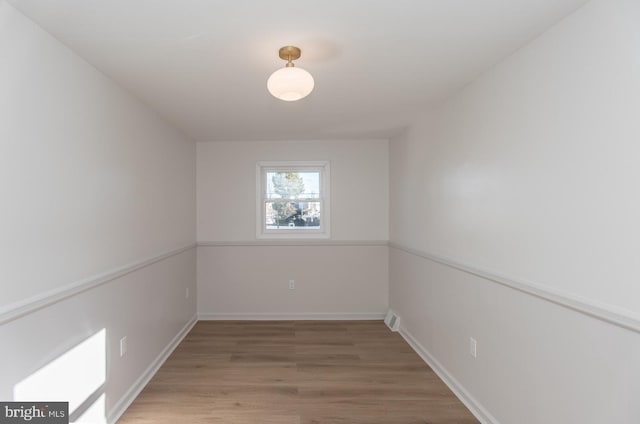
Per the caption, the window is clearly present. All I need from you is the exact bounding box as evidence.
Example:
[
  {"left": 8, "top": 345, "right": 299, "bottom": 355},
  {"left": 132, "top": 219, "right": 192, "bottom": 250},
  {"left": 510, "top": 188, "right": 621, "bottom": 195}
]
[{"left": 256, "top": 161, "right": 330, "bottom": 239}]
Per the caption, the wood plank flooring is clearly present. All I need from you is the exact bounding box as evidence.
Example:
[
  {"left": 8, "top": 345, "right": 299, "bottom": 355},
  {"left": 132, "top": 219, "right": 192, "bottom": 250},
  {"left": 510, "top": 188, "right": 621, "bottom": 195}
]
[{"left": 118, "top": 321, "right": 478, "bottom": 423}]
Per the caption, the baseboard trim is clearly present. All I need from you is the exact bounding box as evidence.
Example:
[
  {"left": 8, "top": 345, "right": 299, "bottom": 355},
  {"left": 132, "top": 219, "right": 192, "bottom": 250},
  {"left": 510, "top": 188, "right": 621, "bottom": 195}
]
[
  {"left": 399, "top": 325, "right": 499, "bottom": 424},
  {"left": 0, "top": 243, "right": 196, "bottom": 325},
  {"left": 198, "top": 240, "right": 388, "bottom": 247},
  {"left": 389, "top": 242, "right": 640, "bottom": 334},
  {"left": 198, "top": 312, "right": 386, "bottom": 321},
  {"left": 107, "top": 314, "right": 198, "bottom": 424}
]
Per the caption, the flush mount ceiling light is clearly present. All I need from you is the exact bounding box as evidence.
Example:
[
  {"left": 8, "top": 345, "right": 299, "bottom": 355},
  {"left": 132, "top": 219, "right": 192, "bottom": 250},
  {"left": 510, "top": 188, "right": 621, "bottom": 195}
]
[{"left": 267, "top": 46, "right": 314, "bottom": 101}]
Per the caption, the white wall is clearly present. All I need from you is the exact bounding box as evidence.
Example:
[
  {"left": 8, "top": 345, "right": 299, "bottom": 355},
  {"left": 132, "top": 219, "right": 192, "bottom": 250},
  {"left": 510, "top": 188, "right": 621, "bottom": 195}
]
[
  {"left": 198, "top": 244, "right": 387, "bottom": 319},
  {"left": 197, "top": 140, "right": 389, "bottom": 318},
  {"left": 0, "top": 250, "right": 196, "bottom": 423},
  {"left": 0, "top": 2, "right": 196, "bottom": 422},
  {"left": 389, "top": 0, "right": 640, "bottom": 422},
  {"left": 0, "top": 4, "right": 196, "bottom": 307},
  {"left": 197, "top": 139, "right": 388, "bottom": 242}
]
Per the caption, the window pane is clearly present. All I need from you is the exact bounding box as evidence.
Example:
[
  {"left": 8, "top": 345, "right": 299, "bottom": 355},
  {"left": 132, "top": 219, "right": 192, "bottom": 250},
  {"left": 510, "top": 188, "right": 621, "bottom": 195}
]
[
  {"left": 265, "top": 201, "right": 321, "bottom": 229},
  {"left": 266, "top": 172, "right": 320, "bottom": 200}
]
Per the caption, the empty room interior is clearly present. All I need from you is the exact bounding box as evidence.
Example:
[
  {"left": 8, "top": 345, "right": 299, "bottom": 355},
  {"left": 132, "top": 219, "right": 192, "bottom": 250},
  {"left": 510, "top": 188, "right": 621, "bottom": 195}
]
[{"left": 2, "top": 0, "right": 640, "bottom": 423}]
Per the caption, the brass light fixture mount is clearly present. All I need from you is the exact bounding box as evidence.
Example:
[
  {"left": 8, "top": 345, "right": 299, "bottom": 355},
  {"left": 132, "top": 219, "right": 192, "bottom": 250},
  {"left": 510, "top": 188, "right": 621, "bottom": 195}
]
[{"left": 279, "top": 46, "right": 301, "bottom": 68}]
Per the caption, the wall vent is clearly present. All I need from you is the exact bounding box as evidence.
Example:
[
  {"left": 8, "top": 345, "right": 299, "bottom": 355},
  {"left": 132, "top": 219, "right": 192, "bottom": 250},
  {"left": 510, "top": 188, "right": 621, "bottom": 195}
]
[{"left": 384, "top": 310, "right": 400, "bottom": 332}]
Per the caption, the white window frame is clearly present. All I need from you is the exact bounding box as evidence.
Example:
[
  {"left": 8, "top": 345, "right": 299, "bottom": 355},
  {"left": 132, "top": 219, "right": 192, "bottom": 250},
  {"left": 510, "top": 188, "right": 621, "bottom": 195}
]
[{"left": 256, "top": 161, "right": 330, "bottom": 239}]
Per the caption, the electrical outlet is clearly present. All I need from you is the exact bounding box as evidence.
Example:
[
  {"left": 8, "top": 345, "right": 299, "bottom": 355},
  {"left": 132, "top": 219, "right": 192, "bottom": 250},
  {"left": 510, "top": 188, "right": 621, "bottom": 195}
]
[
  {"left": 288, "top": 279, "right": 295, "bottom": 290},
  {"left": 469, "top": 337, "right": 477, "bottom": 359},
  {"left": 185, "top": 287, "right": 189, "bottom": 299},
  {"left": 120, "top": 336, "right": 127, "bottom": 357}
]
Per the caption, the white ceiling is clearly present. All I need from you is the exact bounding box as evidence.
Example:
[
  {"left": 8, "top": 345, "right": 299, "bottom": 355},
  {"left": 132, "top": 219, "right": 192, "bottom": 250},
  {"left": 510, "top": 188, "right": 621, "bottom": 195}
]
[{"left": 10, "top": 0, "right": 589, "bottom": 141}]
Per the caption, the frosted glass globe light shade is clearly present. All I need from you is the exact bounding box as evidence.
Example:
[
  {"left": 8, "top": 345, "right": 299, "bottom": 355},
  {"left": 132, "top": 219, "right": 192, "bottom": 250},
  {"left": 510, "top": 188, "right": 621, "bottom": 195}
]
[{"left": 267, "top": 66, "right": 315, "bottom": 101}]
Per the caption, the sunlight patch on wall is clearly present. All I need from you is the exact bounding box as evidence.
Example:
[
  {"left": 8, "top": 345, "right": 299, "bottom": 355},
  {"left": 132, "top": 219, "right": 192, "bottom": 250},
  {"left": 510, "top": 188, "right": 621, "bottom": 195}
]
[{"left": 14, "top": 328, "right": 107, "bottom": 423}]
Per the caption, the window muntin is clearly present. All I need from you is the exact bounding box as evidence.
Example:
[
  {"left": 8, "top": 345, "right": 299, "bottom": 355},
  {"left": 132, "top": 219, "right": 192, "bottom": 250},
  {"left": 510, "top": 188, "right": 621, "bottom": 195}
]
[{"left": 257, "top": 162, "right": 330, "bottom": 239}]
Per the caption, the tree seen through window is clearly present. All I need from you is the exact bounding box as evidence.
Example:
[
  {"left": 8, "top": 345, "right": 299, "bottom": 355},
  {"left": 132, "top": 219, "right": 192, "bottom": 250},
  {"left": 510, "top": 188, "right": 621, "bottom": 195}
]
[{"left": 267, "top": 172, "right": 320, "bottom": 228}]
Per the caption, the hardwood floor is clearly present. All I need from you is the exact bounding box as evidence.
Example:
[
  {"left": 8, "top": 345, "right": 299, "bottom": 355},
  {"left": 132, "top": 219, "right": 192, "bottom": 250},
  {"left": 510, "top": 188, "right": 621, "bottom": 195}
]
[{"left": 118, "top": 321, "right": 478, "bottom": 423}]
